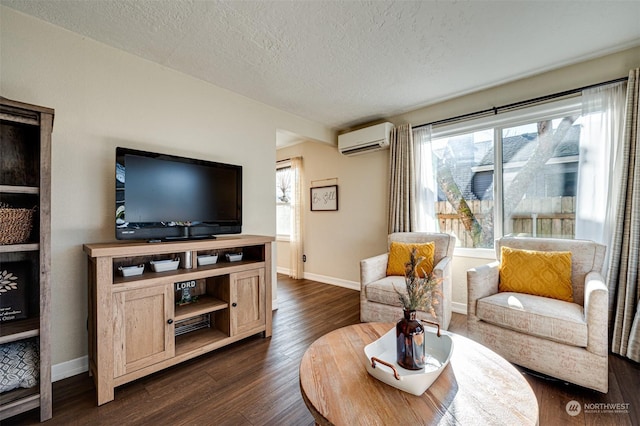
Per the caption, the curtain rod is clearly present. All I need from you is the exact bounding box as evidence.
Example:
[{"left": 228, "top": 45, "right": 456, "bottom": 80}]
[{"left": 414, "top": 76, "right": 628, "bottom": 129}]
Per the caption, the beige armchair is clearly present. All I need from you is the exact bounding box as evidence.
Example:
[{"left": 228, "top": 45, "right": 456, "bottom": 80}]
[
  {"left": 360, "top": 232, "right": 455, "bottom": 330},
  {"left": 467, "top": 236, "right": 608, "bottom": 393}
]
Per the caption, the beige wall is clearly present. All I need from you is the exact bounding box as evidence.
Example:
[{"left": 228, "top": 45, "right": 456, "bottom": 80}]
[
  {"left": 1, "top": 7, "right": 333, "bottom": 369},
  {"left": 276, "top": 141, "right": 389, "bottom": 288}
]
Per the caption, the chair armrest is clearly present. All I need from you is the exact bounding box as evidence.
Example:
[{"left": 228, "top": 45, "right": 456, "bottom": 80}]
[
  {"left": 433, "top": 256, "right": 451, "bottom": 277},
  {"left": 432, "top": 256, "right": 452, "bottom": 295},
  {"left": 584, "top": 271, "right": 608, "bottom": 356},
  {"left": 360, "top": 253, "right": 389, "bottom": 289},
  {"left": 467, "top": 262, "right": 500, "bottom": 317}
]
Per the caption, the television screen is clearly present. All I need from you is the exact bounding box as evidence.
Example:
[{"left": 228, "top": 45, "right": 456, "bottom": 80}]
[{"left": 116, "top": 147, "right": 242, "bottom": 241}]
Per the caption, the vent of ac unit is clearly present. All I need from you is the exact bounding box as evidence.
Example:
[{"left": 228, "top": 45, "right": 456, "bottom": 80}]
[{"left": 338, "top": 122, "right": 394, "bottom": 156}]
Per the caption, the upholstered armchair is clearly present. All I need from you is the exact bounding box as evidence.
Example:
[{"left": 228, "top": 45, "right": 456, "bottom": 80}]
[
  {"left": 467, "top": 236, "right": 608, "bottom": 393},
  {"left": 360, "top": 232, "right": 455, "bottom": 330}
]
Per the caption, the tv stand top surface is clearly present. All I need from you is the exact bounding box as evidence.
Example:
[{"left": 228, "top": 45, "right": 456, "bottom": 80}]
[{"left": 83, "top": 234, "right": 274, "bottom": 258}]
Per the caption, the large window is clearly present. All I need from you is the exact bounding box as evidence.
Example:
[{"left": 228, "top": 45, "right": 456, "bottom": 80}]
[
  {"left": 276, "top": 165, "right": 292, "bottom": 237},
  {"left": 429, "top": 99, "right": 584, "bottom": 249}
]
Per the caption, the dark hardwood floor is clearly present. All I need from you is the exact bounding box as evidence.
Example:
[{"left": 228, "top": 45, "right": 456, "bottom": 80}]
[{"left": 6, "top": 275, "right": 639, "bottom": 425}]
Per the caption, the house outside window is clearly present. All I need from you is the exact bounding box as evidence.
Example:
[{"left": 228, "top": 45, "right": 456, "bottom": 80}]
[
  {"left": 276, "top": 165, "right": 292, "bottom": 237},
  {"left": 429, "top": 98, "right": 586, "bottom": 249}
]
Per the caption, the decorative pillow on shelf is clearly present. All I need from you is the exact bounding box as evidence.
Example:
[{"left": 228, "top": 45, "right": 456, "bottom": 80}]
[
  {"left": 0, "top": 340, "right": 39, "bottom": 393},
  {"left": 499, "top": 246, "right": 573, "bottom": 302},
  {"left": 386, "top": 241, "right": 435, "bottom": 277}
]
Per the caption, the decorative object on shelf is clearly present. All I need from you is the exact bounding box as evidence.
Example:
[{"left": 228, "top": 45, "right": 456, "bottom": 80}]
[
  {"left": 150, "top": 258, "right": 180, "bottom": 272},
  {"left": 365, "top": 326, "right": 453, "bottom": 395},
  {"left": 310, "top": 185, "right": 338, "bottom": 211},
  {"left": 175, "top": 279, "right": 198, "bottom": 305},
  {"left": 118, "top": 264, "right": 145, "bottom": 277},
  {"left": 0, "top": 339, "right": 40, "bottom": 393},
  {"left": 394, "top": 248, "right": 442, "bottom": 370},
  {"left": 0, "top": 261, "right": 29, "bottom": 322},
  {"left": 225, "top": 253, "right": 243, "bottom": 262},
  {"left": 197, "top": 254, "right": 218, "bottom": 265},
  {"left": 0, "top": 202, "right": 35, "bottom": 245},
  {"left": 181, "top": 251, "right": 193, "bottom": 269}
]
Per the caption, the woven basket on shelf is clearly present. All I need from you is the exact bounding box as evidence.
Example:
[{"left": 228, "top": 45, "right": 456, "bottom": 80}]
[{"left": 0, "top": 207, "right": 35, "bottom": 245}]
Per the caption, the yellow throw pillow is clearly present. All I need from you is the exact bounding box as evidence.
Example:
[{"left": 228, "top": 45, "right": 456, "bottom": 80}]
[
  {"left": 386, "top": 241, "right": 435, "bottom": 278},
  {"left": 499, "top": 246, "right": 573, "bottom": 302}
]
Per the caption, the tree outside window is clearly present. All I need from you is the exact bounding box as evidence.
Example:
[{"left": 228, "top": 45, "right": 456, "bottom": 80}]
[
  {"left": 276, "top": 166, "right": 292, "bottom": 237},
  {"left": 431, "top": 104, "right": 586, "bottom": 248}
]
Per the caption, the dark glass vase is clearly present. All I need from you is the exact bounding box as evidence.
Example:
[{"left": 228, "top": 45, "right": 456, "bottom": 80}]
[{"left": 396, "top": 309, "right": 426, "bottom": 370}]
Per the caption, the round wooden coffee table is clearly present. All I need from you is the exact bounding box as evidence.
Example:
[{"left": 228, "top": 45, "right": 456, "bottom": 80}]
[{"left": 300, "top": 323, "right": 538, "bottom": 425}]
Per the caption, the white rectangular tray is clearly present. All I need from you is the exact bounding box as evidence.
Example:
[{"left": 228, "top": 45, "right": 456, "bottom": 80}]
[
  {"left": 225, "top": 253, "right": 243, "bottom": 262},
  {"left": 150, "top": 258, "right": 180, "bottom": 272},
  {"left": 364, "top": 326, "right": 453, "bottom": 396},
  {"left": 197, "top": 254, "right": 218, "bottom": 266},
  {"left": 118, "top": 264, "right": 144, "bottom": 277}
]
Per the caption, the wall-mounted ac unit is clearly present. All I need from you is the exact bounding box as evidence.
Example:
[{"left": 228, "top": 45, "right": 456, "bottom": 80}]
[{"left": 338, "top": 122, "right": 394, "bottom": 156}]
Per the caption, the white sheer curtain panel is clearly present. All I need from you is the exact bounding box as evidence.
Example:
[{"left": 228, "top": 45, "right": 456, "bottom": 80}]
[
  {"left": 413, "top": 125, "right": 438, "bottom": 232},
  {"left": 289, "top": 157, "right": 304, "bottom": 279},
  {"left": 576, "top": 81, "right": 627, "bottom": 274}
]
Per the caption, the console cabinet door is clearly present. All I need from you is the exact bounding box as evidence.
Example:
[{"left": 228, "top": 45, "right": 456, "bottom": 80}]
[
  {"left": 113, "top": 284, "right": 175, "bottom": 377},
  {"left": 230, "top": 268, "right": 265, "bottom": 336}
]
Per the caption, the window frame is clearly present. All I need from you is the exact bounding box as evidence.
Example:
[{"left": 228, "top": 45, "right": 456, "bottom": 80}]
[
  {"left": 430, "top": 97, "right": 583, "bottom": 255},
  {"left": 276, "top": 161, "right": 292, "bottom": 240}
]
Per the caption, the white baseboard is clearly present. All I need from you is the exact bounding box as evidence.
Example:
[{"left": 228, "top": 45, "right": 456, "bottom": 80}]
[
  {"left": 52, "top": 355, "right": 88, "bottom": 382},
  {"left": 302, "top": 272, "right": 360, "bottom": 291},
  {"left": 452, "top": 301, "right": 468, "bottom": 315},
  {"left": 277, "top": 267, "right": 359, "bottom": 291}
]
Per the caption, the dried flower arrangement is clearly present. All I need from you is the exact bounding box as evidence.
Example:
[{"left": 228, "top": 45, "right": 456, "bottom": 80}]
[{"left": 395, "top": 248, "right": 442, "bottom": 315}]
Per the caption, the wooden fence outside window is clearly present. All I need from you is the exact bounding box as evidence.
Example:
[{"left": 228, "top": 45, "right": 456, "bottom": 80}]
[{"left": 436, "top": 196, "right": 576, "bottom": 248}]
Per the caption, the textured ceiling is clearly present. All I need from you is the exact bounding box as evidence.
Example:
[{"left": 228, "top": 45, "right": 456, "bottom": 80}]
[{"left": 3, "top": 0, "right": 640, "bottom": 134}]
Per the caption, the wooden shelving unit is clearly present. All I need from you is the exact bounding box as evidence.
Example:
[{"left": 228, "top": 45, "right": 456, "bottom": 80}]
[
  {"left": 84, "top": 235, "right": 273, "bottom": 405},
  {"left": 0, "top": 97, "right": 53, "bottom": 422}
]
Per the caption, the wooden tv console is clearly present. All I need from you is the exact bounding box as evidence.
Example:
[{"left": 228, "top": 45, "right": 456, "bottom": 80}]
[{"left": 83, "top": 235, "right": 273, "bottom": 405}]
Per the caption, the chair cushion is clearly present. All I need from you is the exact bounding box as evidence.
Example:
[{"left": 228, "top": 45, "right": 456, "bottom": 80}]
[
  {"left": 386, "top": 241, "right": 435, "bottom": 277},
  {"left": 476, "top": 292, "right": 587, "bottom": 347},
  {"left": 499, "top": 247, "right": 573, "bottom": 302},
  {"left": 365, "top": 276, "right": 407, "bottom": 307}
]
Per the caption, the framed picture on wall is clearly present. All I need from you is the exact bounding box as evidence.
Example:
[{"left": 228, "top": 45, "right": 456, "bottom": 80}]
[{"left": 310, "top": 185, "right": 338, "bottom": 211}]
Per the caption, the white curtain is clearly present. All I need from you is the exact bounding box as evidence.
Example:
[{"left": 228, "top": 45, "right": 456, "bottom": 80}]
[
  {"left": 413, "top": 125, "right": 438, "bottom": 232},
  {"left": 575, "top": 81, "right": 627, "bottom": 274},
  {"left": 289, "top": 157, "right": 304, "bottom": 279}
]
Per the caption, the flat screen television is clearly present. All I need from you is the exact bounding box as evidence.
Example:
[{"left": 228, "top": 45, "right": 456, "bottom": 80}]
[{"left": 115, "top": 147, "right": 242, "bottom": 241}]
